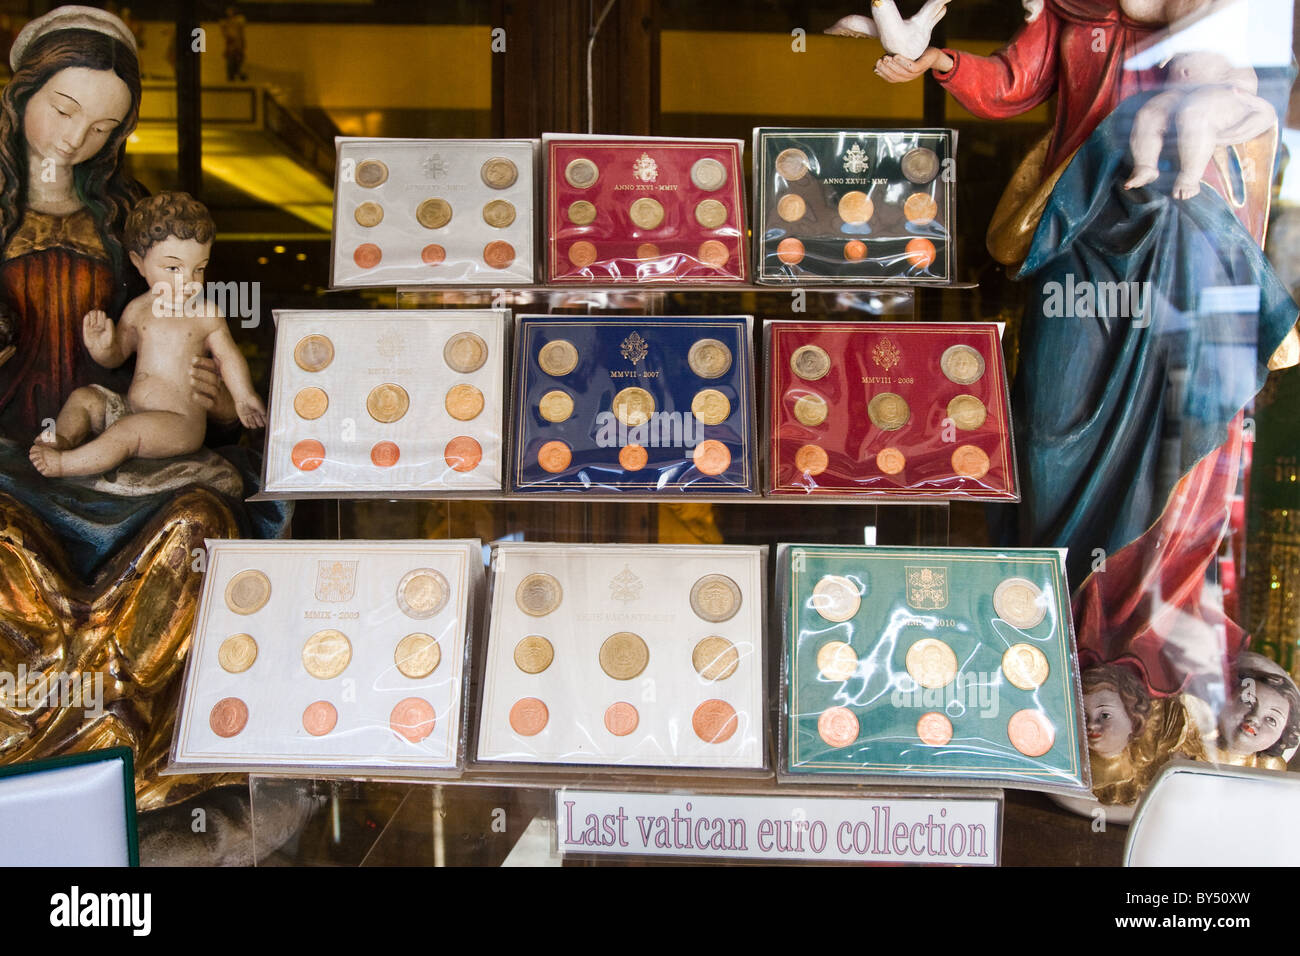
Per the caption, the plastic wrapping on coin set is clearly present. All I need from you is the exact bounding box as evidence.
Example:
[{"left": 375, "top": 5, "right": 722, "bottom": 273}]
[
  {"left": 471, "top": 542, "right": 770, "bottom": 774},
  {"left": 167, "top": 539, "right": 484, "bottom": 779},
  {"left": 776, "top": 543, "right": 1092, "bottom": 796}
]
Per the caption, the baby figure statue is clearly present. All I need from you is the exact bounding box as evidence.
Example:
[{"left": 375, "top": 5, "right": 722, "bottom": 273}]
[{"left": 28, "top": 191, "right": 266, "bottom": 477}]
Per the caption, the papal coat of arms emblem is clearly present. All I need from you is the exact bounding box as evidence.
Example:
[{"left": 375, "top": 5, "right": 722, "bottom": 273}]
[
  {"left": 842, "top": 143, "right": 870, "bottom": 174},
  {"left": 421, "top": 153, "right": 448, "bottom": 179},
  {"left": 610, "top": 565, "right": 643, "bottom": 603},
  {"left": 620, "top": 332, "right": 649, "bottom": 365},
  {"left": 315, "top": 561, "right": 359, "bottom": 602},
  {"left": 872, "top": 337, "right": 902, "bottom": 371},
  {"left": 905, "top": 566, "right": 948, "bottom": 610},
  {"left": 632, "top": 152, "right": 658, "bottom": 182}
]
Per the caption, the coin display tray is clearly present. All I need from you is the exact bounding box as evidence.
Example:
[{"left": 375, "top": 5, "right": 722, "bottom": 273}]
[
  {"left": 544, "top": 134, "right": 748, "bottom": 284},
  {"left": 510, "top": 315, "right": 757, "bottom": 495},
  {"left": 261, "top": 309, "right": 506, "bottom": 496},
  {"left": 171, "top": 539, "right": 481, "bottom": 777},
  {"left": 476, "top": 543, "right": 766, "bottom": 769},
  {"left": 780, "top": 545, "right": 1088, "bottom": 794},
  {"left": 330, "top": 137, "right": 536, "bottom": 287},
  {"left": 754, "top": 128, "right": 955, "bottom": 284},
  {"left": 766, "top": 321, "right": 1018, "bottom": 501}
]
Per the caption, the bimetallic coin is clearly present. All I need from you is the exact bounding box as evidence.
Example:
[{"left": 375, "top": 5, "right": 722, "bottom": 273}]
[
  {"left": 568, "top": 240, "right": 598, "bottom": 268},
  {"left": 397, "top": 568, "right": 449, "bottom": 619},
  {"left": 291, "top": 439, "right": 326, "bottom": 472},
  {"left": 795, "top": 443, "right": 829, "bottom": 476},
  {"left": 940, "top": 344, "right": 986, "bottom": 385},
  {"left": 690, "top": 157, "right": 727, "bottom": 190},
  {"left": 867, "top": 392, "right": 910, "bottom": 430},
  {"left": 564, "top": 157, "right": 599, "bottom": 188},
  {"left": 776, "top": 193, "right": 806, "bottom": 222},
  {"left": 218, "top": 634, "right": 258, "bottom": 673},
  {"left": 294, "top": 334, "right": 334, "bottom": 372},
  {"left": 692, "top": 636, "right": 740, "bottom": 681},
  {"left": 629, "top": 197, "right": 665, "bottom": 230},
  {"left": 508, "top": 697, "right": 548, "bottom": 736},
  {"left": 994, "top": 578, "right": 1048, "bottom": 630},
  {"left": 538, "top": 390, "right": 574, "bottom": 423},
  {"left": 513, "top": 635, "right": 554, "bottom": 674},
  {"left": 777, "top": 237, "right": 805, "bottom": 265},
  {"left": 302, "top": 701, "right": 338, "bottom": 737},
  {"left": 483, "top": 240, "right": 516, "bottom": 269},
  {"left": 599, "top": 631, "right": 649, "bottom": 680},
  {"left": 395, "top": 633, "right": 442, "bottom": 679},
  {"left": 537, "top": 440, "right": 571, "bottom": 473},
  {"left": 516, "top": 572, "right": 562, "bottom": 617},
  {"left": 366, "top": 383, "right": 410, "bottom": 424},
  {"left": 904, "top": 192, "right": 938, "bottom": 225},
  {"left": 604, "top": 702, "right": 640, "bottom": 737},
  {"left": 391, "top": 697, "right": 436, "bottom": 743},
  {"left": 917, "top": 712, "right": 954, "bottom": 746},
  {"left": 837, "top": 190, "right": 874, "bottom": 224},
  {"left": 444, "top": 436, "right": 482, "bottom": 472},
  {"left": 790, "top": 344, "right": 831, "bottom": 381},
  {"left": 811, "top": 574, "right": 861, "bottom": 623},
  {"left": 844, "top": 239, "right": 868, "bottom": 261},
  {"left": 445, "top": 383, "right": 485, "bottom": 421},
  {"left": 355, "top": 159, "right": 388, "bottom": 188},
  {"left": 816, "top": 640, "right": 859, "bottom": 681},
  {"left": 209, "top": 698, "right": 248, "bottom": 738},
  {"left": 901, "top": 147, "right": 940, "bottom": 184},
  {"left": 691, "top": 389, "right": 730, "bottom": 425},
  {"left": 225, "top": 569, "right": 271, "bottom": 615},
  {"left": 947, "top": 395, "right": 987, "bottom": 431},
  {"left": 697, "top": 240, "right": 730, "bottom": 268},
  {"left": 906, "top": 237, "right": 937, "bottom": 269},
  {"left": 818, "top": 706, "right": 859, "bottom": 748},
  {"left": 692, "top": 699, "right": 738, "bottom": 744},
  {"left": 353, "top": 243, "right": 382, "bottom": 269},
  {"left": 354, "top": 201, "right": 384, "bottom": 227},
  {"left": 1007, "top": 709, "right": 1055, "bottom": 757},
  {"left": 690, "top": 573, "right": 742, "bottom": 623},
  {"left": 793, "top": 393, "right": 828, "bottom": 426},
  {"left": 416, "top": 197, "right": 453, "bottom": 229},
  {"left": 905, "top": 638, "right": 959, "bottom": 689},
  {"left": 444, "top": 331, "right": 488, "bottom": 373},
  {"left": 694, "top": 199, "right": 728, "bottom": 229},
  {"left": 302, "top": 629, "right": 352, "bottom": 680},
  {"left": 952, "top": 444, "right": 991, "bottom": 480},
  {"left": 538, "top": 338, "right": 580, "bottom": 376},
  {"left": 612, "top": 387, "right": 655, "bottom": 427},
  {"left": 371, "top": 441, "right": 400, "bottom": 468},
  {"left": 482, "top": 199, "right": 516, "bottom": 228},
  {"left": 568, "top": 200, "right": 597, "bottom": 225},
  {"left": 481, "top": 156, "right": 518, "bottom": 189},
  {"left": 692, "top": 439, "right": 731, "bottom": 476},
  {"left": 877, "top": 447, "right": 906, "bottom": 475},
  {"left": 1002, "top": 642, "right": 1050, "bottom": 690},
  {"left": 688, "top": 339, "right": 732, "bottom": 379},
  {"left": 775, "top": 147, "right": 809, "bottom": 181},
  {"left": 294, "top": 387, "right": 328, "bottom": 420},
  {"left": 619, "top": 444, "right": 648, "bottom": 471}
]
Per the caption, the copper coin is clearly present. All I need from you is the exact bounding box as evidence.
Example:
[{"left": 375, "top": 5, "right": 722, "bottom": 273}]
[
  {"left": 901, "top": 147, "right": 940, "bottom": 184},
  {"left": 481, "top": 156, "right": 518, "bottom": 189},
  {"left": 391, "top": 697, "right": 436, "bottom": 743},
  {"left": 940, "top": 344, "right": 985, "bottom": 385},
  {"left": 564, "top": 157, "right": 599, "bottom": 188},
  {"left": 302, "top": 629, "right": 352, "bottom": 679},
  {"left": 816, "top": 640, "right": 859, "bottom": 681},
  {"left": 568, "top": 240, "right": 598, "bottom": 268},
  {"left": 877, "top": 447, "right": 906, "bottom": 474},
  {"left": 225, "top": 569, "right": 271, "bottom": 615},
  {"left": 421, "top": 243, "right": 446, "bottom": 265},
  {"left": 537, "top": 440, "right": 572, "bottom": 473},
  {"left": 217, "top": 633, "right": 258, "bottom": 673},
  {"left": 692, "top": 699, "right": 738, "bottom": 744},
  {"left": 689, "top": 573, "right": 742, "bottom": 623},
  {"left": 837, "top": 190, "right": 874, "bottom": 224},
  {"left": 355, "top": 159, "right": 388, "bottom": 188},
  {"left": 294, "top": 387, "right": 328, "bottom": 420},
  {"left": 636, "top": 242, "right": 660, "bottom": 259},
  {"left": 795, "top": 443, "right": 829, "bottom": 476},
  {"left": 697, "top": 240, "right": 730, "bottom": 268},
  {"left": 629, "top": 197, "right": 665, "bottom": 230},
  {"left": 906, "top": 237, "right": 937, "bottom": 269},
  {"left": 516, "top": 573, "right": 562, "bottom": 617},
  {"left": 604, "top": 702, "right": 640, "bottom": 737},
  {"left": 598, "top": 631, "right": 649, "bottom": 680},
  {"left": 366, "top": 383, "right": 409, "bottom": 423},
  {"left": 370, "top": 441, "right": 400, "bottom": 467},
  {"left": 538, "top": 339, "right": 579, "bottom": 376},
  {"left": 1002, "top": 642, "right": 1050, "bottom": 690},
  {"left": 688, "top": 338, "right": 732, "bottom": 378},
  {"left": 867, "top": 392, "right": 910, "bottom": 430},
  {"left": 904, "top": 192, "right": 938, "bottom": 225},
  {"left": 397, "top": 568, "right": 449, "bottom": 619},
  {"left": 692, "top": 439, "right": 731, "bottom": 476},
  {"left": 691, "top": 388, "right": 730, "bottom": 425},
  {"left": 619, "top": 443, "right": 648, "bottom": 471},
  {"left": 844, "top": 239, "right": 868, "bottom": 261},
  {"left": 444, "top": 331, "right": 488, "bottom": 373},
  {"left": 994, "top": 578, "right": 1048, "bottom": 630},
  {"left": 905, "top": 638, "right": 958, "bottom": 689},
  {"left": 793, "top": 393, "right": 828, "bottom": 426},
  {"left": 509, "top": 697, "right": 549, "bottom": 736},
  {"left": 776, "top": 193, "right": 805, "bottom": 222},
  {"left": 444, "top": 436, "right": 483, "bottom": 473},
  {"left": 917, "top": 712, "right": 954, "bottom": 746},
  {"left": 777, "top": 237, "right": 805, "bottom": 265},
  {"left": 692, "top": 636, "right": 740, "bottom": 681},
  {"left": 416, "top": 197, "right": 453, "bottom": 229},
  {"left": 694, "top": 199, "right": 728, "bottom": 229},
  {"left": 775, "top": 147, "right": 809, "bottom": 181},
  {"left": 291, "top": 439, "right": 326, "bottom": 471},
  {"left": 790, "top": 344, "right": 830, "bottom": 381},
  {"left": 209, "top": 697, "right": 248, "bottom": 738},
  {"left": 445, "top": 383, "right": 485, "bottom": 421},
  {"left": 568, "top": 200, "right": 597, "bottom": 225},
  {"left": 612, "top": 386, "right": 655, "bottom": 427},
  {"left": 690, "top": 157, "right": 727, "bottom": 190},
  {"left": 353, "top": 243, "right": 382, "bottom": 269},
  {"left": 395, "top": 633, "right": 442, "bottom": 679},
  {"left": 951, "top": 444, "right": 990, "bottom": 480},
  {"left": 947, "top": 394, "right": 987, "bottom": 431},
  {"left": 354, "top": 201, "right": 384, "bottom": 227},
  {"left": 811, "top": 574, "right": 860, "bottom": 622},
  {"left": 483, "top": 240, "right": 516, "bottom": 268},
  {"left": 513, "top": 635, "right": 554, "bottom": 674},
  {"left": 1007, "top": 709, "right": 1055, "bottom": 757},
  {"left": 294, "top": 334, "right": 334, "bottom": 372},
  {"left": 538, "top": 390, "right": 574, "bottom": 423},
  {"left": 817, "top": 706, "right": 859, "bottom": 748},
  {"left": 482, "top": 199, "right": 516, "bottom": 228},
  {"left": 302, "top": 701, "right": 338, "bottom": 737}
]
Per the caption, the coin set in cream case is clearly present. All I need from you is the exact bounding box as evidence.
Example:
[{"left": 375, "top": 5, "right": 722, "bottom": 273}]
[
  {"left": 170, "top": 539, "right": 482, "bottom": 777},
  {"left": 259, "top": 309, "right": 506, "bottom": 497},
  {"left": 475, "top": 543, "right": 767, "bottom": 770},
  {"left": 778, "top": 545, "right": 1090, "bottom": 795},
  {"left": 330, "top": 137, "right": 536, "bottom": 287}
]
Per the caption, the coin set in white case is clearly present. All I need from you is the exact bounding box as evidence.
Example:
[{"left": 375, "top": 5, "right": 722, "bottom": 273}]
[
  {"left": 170, "top": 540, "right": 481, "bottom": 777},
  {"left": 475, "top": 543, "right": 766, "bottom": 769},
  {"left": 260, "top": 309, "right": 506, "bottom": 496},
  {"left": 330, "top": 137, "right": 536, "bottom": 287}
]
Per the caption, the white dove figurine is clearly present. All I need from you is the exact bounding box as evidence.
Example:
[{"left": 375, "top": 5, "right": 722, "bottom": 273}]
[{"left": 826, "top": 0, "right": 953, "bottom": 61}]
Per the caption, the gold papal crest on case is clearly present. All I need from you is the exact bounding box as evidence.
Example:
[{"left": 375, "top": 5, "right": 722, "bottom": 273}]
[
  {"left": 872, "top": 337, "right": 902, "bottom": 372},
  {"left": 619, "top": 331, "right": 649, "bottom": 365},
  {"left": 904, "top": 565, "right": 948, "bottom": 610}
]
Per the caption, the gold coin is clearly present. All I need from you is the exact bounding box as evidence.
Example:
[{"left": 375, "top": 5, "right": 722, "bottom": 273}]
[
  {"left": 790, "top": 344, "right": 831, "bottom": 381},
  {"left": 302, "top": 629, "right": 352, "bottom": 679},
  {"left": 775, "top": 147, "right": 809, "bottom": 181},
  {"left": 629, "top": 197, "right": 665, "bottom": 230},
  {"left": 792, "top": 393, "right": 828, "bottom": 427},
  {"left": 397, "top": 568, "right": 450, "bottom": 619},
  {"left": 366, "top": 383, "right": 410, "bottom": 424},
  {"left": 691, "top": 389, "right": 730, "bottom": 425},
  {"left": 395, "top": 633, "right": 441, "bottom": 679},
  {"left": 994, "top": 577, "right": 1048, "bottom": 630},
  {"left": 612, "top": 387, "right": 655, "bottom": 427},
  {"left": 811, "top": 575, "right": 860, "bottom": 622},
  {"left": 516, "top": 572, "right": 562, "bottom": 617},
  {"left": 692, "top": 636, "right": 739, "bottom": 681},
  {"left": 904, "top": 192, "right": 938, "bottom": 225},
  {"left": 538, "top": 390, "right": 574, "bottom": 423},
  {"left": 1002, "top": 643, "right": 1050, "bottom": 690},
  {"left": 598, "top": 631, "right": 649, "bottom": 680},
  {"left": 947, "top": 394, "right": 987, "bottom": 430},
  {"left": 837, "top": 190, "right": 874, "bottom": 224},
  {"left": 690, "top": 157, "right": 727, "bottom": 190},
  {"left": 481, "top": 156, "right": 518, "bottom": 189},
  {"left": 482, "top": 199, "right": 516, "bottom": 228},
  {"left": 224, "top": 569, "right": 271, "bottom": 615},
  {"left": 293, "top": 387, "right": 328, "bottom": 420},
  {"left": 917, "top": 712, "right": 954, "bottom": 746},
  {"left": 952, "top": 444, "right": 991, "bottom": 480},
  {"left": 538, "top": 339, "right": 579, "bottom": 376},
  {"left": 816, "top": 640, "right": 859, "bottom": 681},
  {"left": 1007, "top": 709, "right": 1055, "bottom": 757},
  {"left": 218, "top": 633, "right": 258, "bottom": 673},
  {"left": 776, "top": 193, "right": 806, "bottom": 222},
  {"left": 293, "top": 334, "right": 334, "bottom": 373},
  {"left": 690, "top": 573, "right": 742, "bottom": 623},
  {"left": 564, "top": 157, "right": 599, "bottom": 188},
  {"left": 445, "top": 383, "right": 485, "bottom": 421},
  {"left": 868, "top": 392, "right": 910, "bottom": 430},
  {"left": 355, "top": 159, "right": 388, "bottom": 188},
  {"left": 416, "top": 197, "right": 453, "bottom": 229},
  {"left": 688, "top": 338, "right": 732, "bottom": 379},
  {"left": 513, "top": 635, "right": 554, "bottom": 674},
  {"left": 444, "top": 331, "right": 488, "bottom": 373},
  {"left": 905, "top": 638, "right": 959, "bottom": 689},
  {"left": 901, "top": 147, "right": 940, "bottom": 184},
  {"left": 940, "top": 344, "right": 986, "bottom": 385},
  {"left": 694, "top": 199, "right": 728, "bottom": 229},
  {"left": 354, "top": 201, "right": 384, "bottom": 227},
  {"left": 568, "top": 200, "right": 597, "bottom": 225}
]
